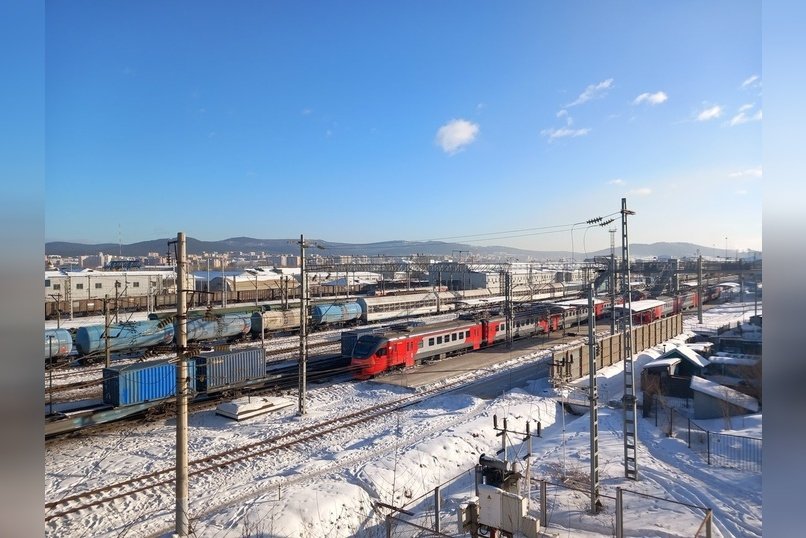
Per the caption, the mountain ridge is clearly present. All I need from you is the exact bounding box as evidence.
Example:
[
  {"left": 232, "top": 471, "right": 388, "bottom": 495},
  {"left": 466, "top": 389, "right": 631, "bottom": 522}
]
[{"left": 45, "top": 238, "right": 761, "bottom": 261}]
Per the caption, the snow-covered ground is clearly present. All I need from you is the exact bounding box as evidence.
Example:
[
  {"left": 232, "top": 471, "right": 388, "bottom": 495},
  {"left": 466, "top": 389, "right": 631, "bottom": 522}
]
[{"left": 44, "top": 301, "right": 762, "bottom": 537}]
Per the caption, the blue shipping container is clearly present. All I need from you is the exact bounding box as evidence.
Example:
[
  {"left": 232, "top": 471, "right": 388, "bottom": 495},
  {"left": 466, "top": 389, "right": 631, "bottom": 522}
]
[
  {"left": 103, "top": 359, "right": 196, "bottom": 407},
  {"left": 194, "top": 348, "right": 266, "bottom": 393}
]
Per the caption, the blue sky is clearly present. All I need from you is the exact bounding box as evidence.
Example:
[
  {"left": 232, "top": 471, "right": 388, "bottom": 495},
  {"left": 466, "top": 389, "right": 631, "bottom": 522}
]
[{"left": 45, "top": 1, "right": 761, "bottom": 254}]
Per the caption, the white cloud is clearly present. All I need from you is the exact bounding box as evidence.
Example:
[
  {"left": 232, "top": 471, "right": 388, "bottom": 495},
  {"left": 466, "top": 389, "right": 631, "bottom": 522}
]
[
  {"left": 627, "top": 187, "right": 652, "bottom": 196},
  {"left": 697, "top": 105, "right": 722, "bottom": 121},
  {"left": 435, "top": 119, "right": 480, "bottom": 154},
  {"left": 741, "top": 74, "right": 761, "bottom": 89},
  {"left": 556, "top": 109, "right": 568, "bottom": 118},
  {"left": 301, "top": 108, "right": 313, "bottom": 115},
  {"left": 608, "top": 178, "right": 625, "bottom": 185},
  {"left": 565, "top": 78, "right": 614, "bottom": 107},
  {"left": 540, "top": 126, "right": 591, "bottom": 141},
  {"left": 476, "top": 102, "right": 486, "bottom": 111},
  {"left": 729, "top": 166, "right": 762, "bottom": 179},
  {"left": 633, "top": 91, "right": 668, "bottom": 105},
  {"left": 729, "top": 105, "right": 762, "bottom": 126}
]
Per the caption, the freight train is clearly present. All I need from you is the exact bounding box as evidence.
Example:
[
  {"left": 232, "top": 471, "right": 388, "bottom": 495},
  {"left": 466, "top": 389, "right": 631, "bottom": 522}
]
[
  {"left": 46, "top": 284, "right": 587, "bottom": 361},
  {"left": 45, "top": 286, "right": 718, "bottom": 362},
  {"left": 45, "top": 313, "right": 252, "bottom": 362}
]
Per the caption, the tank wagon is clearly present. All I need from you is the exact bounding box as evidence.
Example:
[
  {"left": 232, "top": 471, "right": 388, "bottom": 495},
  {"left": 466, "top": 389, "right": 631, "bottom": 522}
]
[
  {"left": 76, "top": 320, "right": 175, "bottom": 356},
  {"left": 186, "top": 313, "right": 252, "bottom": 342},
  {"left": 45, "top": 329, "right": 73, "bottom": 360}
]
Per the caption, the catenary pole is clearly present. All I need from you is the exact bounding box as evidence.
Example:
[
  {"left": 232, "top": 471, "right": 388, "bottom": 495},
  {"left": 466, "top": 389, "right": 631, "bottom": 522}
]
[
  {"left": 620, "top": 198, "right": 638, "bottom": 480},
  {"left": 588, "top": 284, "right": 600, "bottom": 512},
  {"left": 104, "top": 295, "right": 110, "bottom": 368},
  {"left": 298, "top": 234, "right": 308, "bottom": 415},
  {"left": 175, "top": 232, "right": 189, "bottom": 536}
]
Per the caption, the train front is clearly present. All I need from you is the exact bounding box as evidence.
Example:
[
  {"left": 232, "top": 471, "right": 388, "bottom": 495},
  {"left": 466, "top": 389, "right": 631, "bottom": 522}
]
[{"left": 349, "top": 334, "right": 390, "bottom": 379}]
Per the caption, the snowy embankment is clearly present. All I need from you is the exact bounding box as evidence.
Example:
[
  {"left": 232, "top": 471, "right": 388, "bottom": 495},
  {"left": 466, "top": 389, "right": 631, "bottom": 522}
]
[{"left": 45, "top": 300, "right": 762, "bottom": 537}]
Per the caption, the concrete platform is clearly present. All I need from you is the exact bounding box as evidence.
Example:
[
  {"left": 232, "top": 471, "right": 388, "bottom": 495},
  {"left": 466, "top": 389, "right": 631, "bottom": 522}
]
[{"left": 370, "top": 336, "right": 556, "bottom": 390}]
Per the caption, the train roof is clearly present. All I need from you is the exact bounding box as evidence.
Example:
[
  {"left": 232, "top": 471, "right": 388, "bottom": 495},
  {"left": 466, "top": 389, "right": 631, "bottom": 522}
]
[
  {"left": 48, "top": 268, "right": 177, "bottom": 277},
  {"left": 553, "top": 298, "right": 606, "bottom": 306},
  {"left": 613, "top": 299, "right": 666, "bottom": 312},
  {"left": 377, "top": 318, "right": 491, "bottom": 341},
  {"left": 453, "top": 295, "right": 506, "bottom": 307}
]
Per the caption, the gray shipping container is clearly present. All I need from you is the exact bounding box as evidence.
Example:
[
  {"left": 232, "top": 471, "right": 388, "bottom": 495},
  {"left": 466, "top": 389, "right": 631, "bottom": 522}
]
[
  {"left": 103, "top": 359, "right": 197, "bottom": 407},
  {"left": 194, "top": 348, "right": 266, "bottom": 393}
]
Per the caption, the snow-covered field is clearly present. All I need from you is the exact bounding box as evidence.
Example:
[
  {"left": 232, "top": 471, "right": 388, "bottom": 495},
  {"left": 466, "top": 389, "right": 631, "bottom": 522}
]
[{"left": 44, "top": 301, "right": 761, "bottom": 537}]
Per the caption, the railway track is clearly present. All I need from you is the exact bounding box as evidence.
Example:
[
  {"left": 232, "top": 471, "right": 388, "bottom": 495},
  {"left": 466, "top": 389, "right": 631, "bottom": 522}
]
[
  {"left": 44, "top": 375, "right": 469, "bottom": 523},
  {"left": 43, "top": 339, "right": 339, "bottom": 398}
]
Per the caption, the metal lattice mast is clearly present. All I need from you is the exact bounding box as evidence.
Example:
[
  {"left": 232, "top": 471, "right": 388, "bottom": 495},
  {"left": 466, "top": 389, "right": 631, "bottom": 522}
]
[
  {"left": 609, "top": 228, "right": 617, "bottom": 336},
  {"left": 620, "top": 198, "right": 638, "bottom": 480},
  {"left": 504, "top": 269, "right": 512, "bottom": 348},
  {"left": 298, "top": 234, "right": 308, "bottom": 415},
  {"left": 587, "top": 284, "right": 601, "bottom": 511}
]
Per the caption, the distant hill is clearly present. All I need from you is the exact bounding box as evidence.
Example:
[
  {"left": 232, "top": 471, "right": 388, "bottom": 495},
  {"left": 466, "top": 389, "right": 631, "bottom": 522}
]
[{"left": 45, "top": 237, "right": 761, "bottom": 261}]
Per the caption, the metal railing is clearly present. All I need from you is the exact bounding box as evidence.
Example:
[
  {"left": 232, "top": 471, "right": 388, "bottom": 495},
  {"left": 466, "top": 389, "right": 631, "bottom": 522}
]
[{"left": 655, "top": 402, "right": 762, "bottom": 472}]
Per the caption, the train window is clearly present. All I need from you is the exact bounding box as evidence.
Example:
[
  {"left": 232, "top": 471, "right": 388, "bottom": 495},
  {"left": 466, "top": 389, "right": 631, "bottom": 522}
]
[
  {"left": 377, "top": 348, "right": 387, "bottom": 357},
  {"left": 499, "top": 323, "right": 504, "bottom": 330},
  {"left": 419, "top": 340, "right": 424, "bottom": 349},
  {"left": 52, "top": 283, "right": 60, "bottom": 290},
  {"left": 428, "top": 338, "right": 434, "bottom": 346},
  {"left": 132, "top": 282, "right": 140, "bottom": 288},
  {"left": 465, "top": 330, "right": 470, "bottom": 338},
  {"left": 437, "top": 336, "right": 443, "bottom": 344},
  {"left": 45, "top": 279, "right": 50, "bottom": 287},
  {"left": 76, "top": 283, "right": 84, "bottom": 290},
  {"left": 452, "top": 333, "right": 457, "bottom": 341},
  {"left": 95, "top": 283, "right": 103, "bottom": 289}
]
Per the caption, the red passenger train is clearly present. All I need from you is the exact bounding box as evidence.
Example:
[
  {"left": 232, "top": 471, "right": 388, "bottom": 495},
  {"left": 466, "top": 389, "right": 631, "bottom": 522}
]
[
  {"left": 349, "top": 307, "right": 567, "bottom": 379},
  {"left": 349, "top": 288, "right": 718, "bottom": 379}
]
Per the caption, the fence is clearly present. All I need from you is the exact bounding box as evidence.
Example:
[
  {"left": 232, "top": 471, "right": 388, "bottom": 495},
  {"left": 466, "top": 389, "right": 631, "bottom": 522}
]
[
  {"left": 380, "top": 465, "right": 714, "bottom": 537},
  {"left": 655, "top": 401, "right": 762, "bottom": 472},
  {"left": 551, "top": 314, "right": 683, "bottom": 383}
]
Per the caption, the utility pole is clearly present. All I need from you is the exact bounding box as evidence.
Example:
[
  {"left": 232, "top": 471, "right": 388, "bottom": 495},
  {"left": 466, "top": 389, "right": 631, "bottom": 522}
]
[
  {"left": 697, "top": 254, "right": 703, "bottom": 324},
  {"left": 49, "top": 294, "right": 62, "bottom": 329},
  {"left": 504, "top": 269, "right": 512, "bottom": 349},
  {"left": 298, "top": 234, "right": 309, "bottom": 415},
  {"left": 174, "top": 232, "right": 190, "bottom": 537},
  {"left": 221, "top": 255, "right": 227, "bottom": 308},
  {"left": 47, "top": 335, "right": 54, "bottom": 415},
  {"left": 620, "top": 198, "right": 638, "bottom": 480},
  {"left": 609, "top": 228, "right": 617, "bottom": 336},
  {"left": 753, "top": 253, "right": 758, "bottom": 317},
  {"left": 587, "top": 284, "right": 601, "bottom": 512},
  {"left": 104, "top": 295, "right": 110, "bottom": 368}
]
